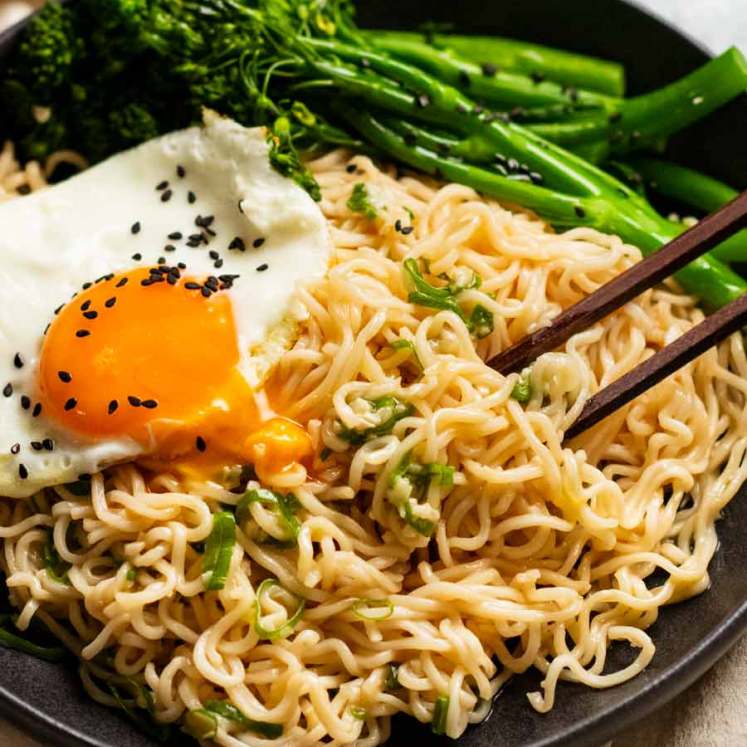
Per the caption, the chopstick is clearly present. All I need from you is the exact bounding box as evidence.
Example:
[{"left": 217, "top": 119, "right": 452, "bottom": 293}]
[
  {"left": 483, "top": 190, "right": 747, "bottom": 440},
  {"left": 488, "top": 190, "right": 747, "bottom": 376},
  {"left": 563, "top": 290, "right": 747, "bottom": 440}
]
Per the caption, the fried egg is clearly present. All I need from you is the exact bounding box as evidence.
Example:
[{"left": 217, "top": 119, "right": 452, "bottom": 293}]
[{"left": 0, "top": 111, "right": 330, "bottom": 498}]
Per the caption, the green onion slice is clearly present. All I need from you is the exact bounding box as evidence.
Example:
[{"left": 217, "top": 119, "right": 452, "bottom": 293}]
[
  {"left": 236, "top": 488, "right": 300, "bottom": 544},
  {"left": 254, "top": 578, "right": 305, "bottom": 640},
  {"left": 203, "top": 699, "right": 283, "bottom": 738},
  {"left": 432, "top": 695, "right": 450, "bottom": 735},
  {"left": 350, "top": 705, "right": 368, "bottom": 720},
  {"left": 351, "top": 597, "right": 394, "bottom": 622},
  {"left": 0, "top": 614, "right": 66, "bottom": 662},
  {"left": 43, "top": 531, "right": 71, "bottom": 584},
  {"left": 184, "top": 709, "right": 218, "bottom": 740},
  {"left": 202, "top": 511, "right": 236, "bottom": 591},
  {"left": 385, "top": 664, "right": 400, "bottom": 690}
]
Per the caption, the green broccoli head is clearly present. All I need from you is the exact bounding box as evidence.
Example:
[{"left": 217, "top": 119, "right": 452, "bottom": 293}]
[{"left": 15, "top": 1, "right": 83, "bottom": 98}]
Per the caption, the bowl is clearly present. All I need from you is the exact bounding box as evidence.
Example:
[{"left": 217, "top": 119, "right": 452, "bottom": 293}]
[{"left": 1, "top": 1, "right": 746, "bottom": 745}]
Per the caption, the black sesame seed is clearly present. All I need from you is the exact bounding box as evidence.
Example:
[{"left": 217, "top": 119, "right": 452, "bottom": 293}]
[
  {"left": 574, "top": 206, "right": 586, "bottom": 218},
  {"left": 103, "top": 297, "right": 116, "bottom": 310},
  {"left": 108, "top": 400, "right": 118, "bottom": 415},
  {"left": 54, "top": 304, "right": 63, "bottom": 315},
  {"left": 13, "top": 353, "right": 23, "bottom": 369},
  {"left": 214, "top": 258, "right": 224, "bottom": 269},
  {"left": 81, "top": 300, "right": 91, "bottom": 311},
  {"left": 141, "top": 399, "right": 158, "bottom": 409},
  {"left": 58, "top": 371, "right": 72, "bottom": 383},
  {"left": 156, "top": 180, "right": 169, "bottom": 191},
  {"left": 76, "top": 329, "right": 90, "bottom": 337},
  {"left": 167, "top": 274, "right": 178, "bottom": 285},
  {"left": 161, "top": 189, "right": 172, "bottom": 202},
  {"left": 32, "top": 403, "right": 41, "bottom": 417},
  {"left": 141, "top": 278, "right": 154, "bottom": 287},
  {"left": 43, "top": 438, "right": 54, "bottom": 451},
  {"left": 195, "top": 435, "right": 207, "bottom": 452},
  {"left": 132, "top": 253, "right": 142, "bottom": 261},
  {"left": 228, "top": 237, "right": 245, "bottom": 252},
  {"left": 209, "top": 250, "right": 219, "bottom": 260},
  {"left": 116, "top": 277, "right": 128, "bottom": 288},
  {"left": 83, "top": 310, "right": 98, "bottom": 320},
  {"left": 128, "top": 395, "right": 141, "bottom": 407},
  {"left": 481, "top": 62, "right": 498, "bottom": 77},
  {"left": 345, "top": 163, "right": 357, "bottom": 174},
  {"left": 18, "top": 464, "right": 28, "bottom": 480},
  {"left": 2, "top": 383, "right": 11, "bottom": 397},
  {"left": 64, "top": 397, "right": 77, "bottom": 411},
  {"left": 237, "top": 199, "right": 243, "bottom": 213},
  {"left": 178, "top": 262, "right": 187, "bottom": 270},
  {"left": 131, "top": 222, "right": 141, "bottom": 234},
  {"left": 205, "top": 277, "right": 219, "bottom": 290},
  {"left": 163, "top": 245, "right": 176, "bottom": 254},
  {"left": 253, "top": 237, "right": 265, "bottom": 249},
  {"left": 195, "top": 215, "right": 215, "bottom": 228},
  {"left": 21, "top": 395, "right": 30, "bottom": 410},
  {"left": 256, "top": 263, "right": 269, "bottom": 272},
  {"left": 176, "top": 165, "right": 185, "bottom": 178},
  {"left": 10, "top": 443, "right": 20, "bottom": 455},
  {"left": 400, "top": 226, "right": 414, "bottom": 235},
  {"left": 201, "top": 286, "right": 212, "bottom": 298},
  {"left": 168, "top": 232, "right": 182, "bottom": 241},
  {"left": 188, "top": 191, "right": 196, "bottom": 204},
  {"left": 185, "top": 282, "right": 201, "bottom": 290},
  {"left": 82, "top": 282, "right": 92, "bottom": 290},
  {"left": 157, "top": 257, "right": 167, "bottom": 265},
  {"left": 31, "top": 441, "right": 43, "bottom": 451}
]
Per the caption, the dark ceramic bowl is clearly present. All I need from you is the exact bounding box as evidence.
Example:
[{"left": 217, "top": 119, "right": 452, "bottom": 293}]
[{"left": 1, "top": 2, "right": 746, "bottom": 746}]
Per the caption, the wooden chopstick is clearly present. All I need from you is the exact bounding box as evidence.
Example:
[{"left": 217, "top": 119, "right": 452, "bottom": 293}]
[
  {"left": 487, "top": 190, "right": 747, "bottom": 376},
  {"left": 563, "top": 290, "right": 747, "bottom": 441}
]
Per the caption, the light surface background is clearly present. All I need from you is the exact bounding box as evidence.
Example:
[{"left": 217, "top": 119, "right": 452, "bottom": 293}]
[{"left": 0, "top": 1, "right": 745, "bottom": 745}]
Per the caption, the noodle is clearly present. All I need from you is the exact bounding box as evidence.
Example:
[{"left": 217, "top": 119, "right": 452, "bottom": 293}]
[{"left": 2, "top": 144, "right": 746, "bottom": 743}]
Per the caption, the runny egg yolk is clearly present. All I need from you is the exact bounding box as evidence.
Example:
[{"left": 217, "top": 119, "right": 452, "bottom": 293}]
[{"left": 38, "top": 267, "right": 311, "bottom": 478}]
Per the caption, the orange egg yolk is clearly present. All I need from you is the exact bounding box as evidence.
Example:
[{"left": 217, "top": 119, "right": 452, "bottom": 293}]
[{"left": 38, "top": 267, "right": 310, "bottom": 479}]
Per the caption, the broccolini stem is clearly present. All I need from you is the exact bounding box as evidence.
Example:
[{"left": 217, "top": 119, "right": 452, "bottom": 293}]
[
  {"left": 363, "top": 30, "right": 625, "bottom": 96},
  {"left": 627, "top": 157, "right": 747, "bottom": 263}
]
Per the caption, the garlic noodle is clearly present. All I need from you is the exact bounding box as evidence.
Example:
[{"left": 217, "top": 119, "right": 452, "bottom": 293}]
[{"left": 1, "top": 143, "right": 746, "bottom": 744}]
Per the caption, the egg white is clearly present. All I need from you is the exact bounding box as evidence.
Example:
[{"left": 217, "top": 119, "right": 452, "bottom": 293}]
[{"left": 0, "top": 111, "right": 330, "bottom": 498}]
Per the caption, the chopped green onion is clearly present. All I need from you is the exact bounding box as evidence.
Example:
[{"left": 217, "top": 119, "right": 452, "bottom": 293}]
[
  {"left": 125, "top": 565, "right": 137, "bottom": 583},
  {"left": 468, "top": 304, "right": 494, "bottom": 338},
  {"left": 404, "top": 260, "right": 494, "bottom": 337},
  {"left": 0, "top": 615, "right": 66, "bottom": 662},
  {"left": 391, "top": 339, "right": 423, "bottom": 371},
  {"left": 352, "top": 597, "right": 394, "bottom": 621},
  {"left": 202, "top": 511, "right": 235, "bottom": 591},
  {"left": 350, "top": 705, "right": 368, "bottom": 720},
  {"left": 432, "top": 695, "right": 450, "bottom": 735},
  {"left": 203, "top": 699, "right": 283, "bottom": 739},
  {"left": 510, "top": 373, "right": 533, "bottom": 403},
  {"left": 385, "top": 664, "right": 400, "bottom": 690},
  {"left": 403, "top": 503, "right": 435, "bottom": 537},
  {"left": 236, "top": 488, "right": 300, "bottom": 544},
  {"left": 43, "top": 531, "right": 71, "bottom": 584},
  {"left": 184, "top": 709, "right": 217, "bottom": 740},
  {"left": 254, "top": 578, "right": 305, "bottom": 640},
  {"left": 347, "top": 182, "right": 378, "bottom": 219},
  {"left": 338, "top": 396, "right": 414, "bottom": 446}
]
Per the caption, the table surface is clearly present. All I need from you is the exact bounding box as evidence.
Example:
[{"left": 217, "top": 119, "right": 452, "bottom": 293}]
[{"left": 0, "top": 0, "right": 745, "bottom": 745}]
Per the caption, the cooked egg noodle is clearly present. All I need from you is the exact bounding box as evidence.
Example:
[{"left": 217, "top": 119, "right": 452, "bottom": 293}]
[{"left": 1, "top": 147, "right": 746, "bottom": 744}]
